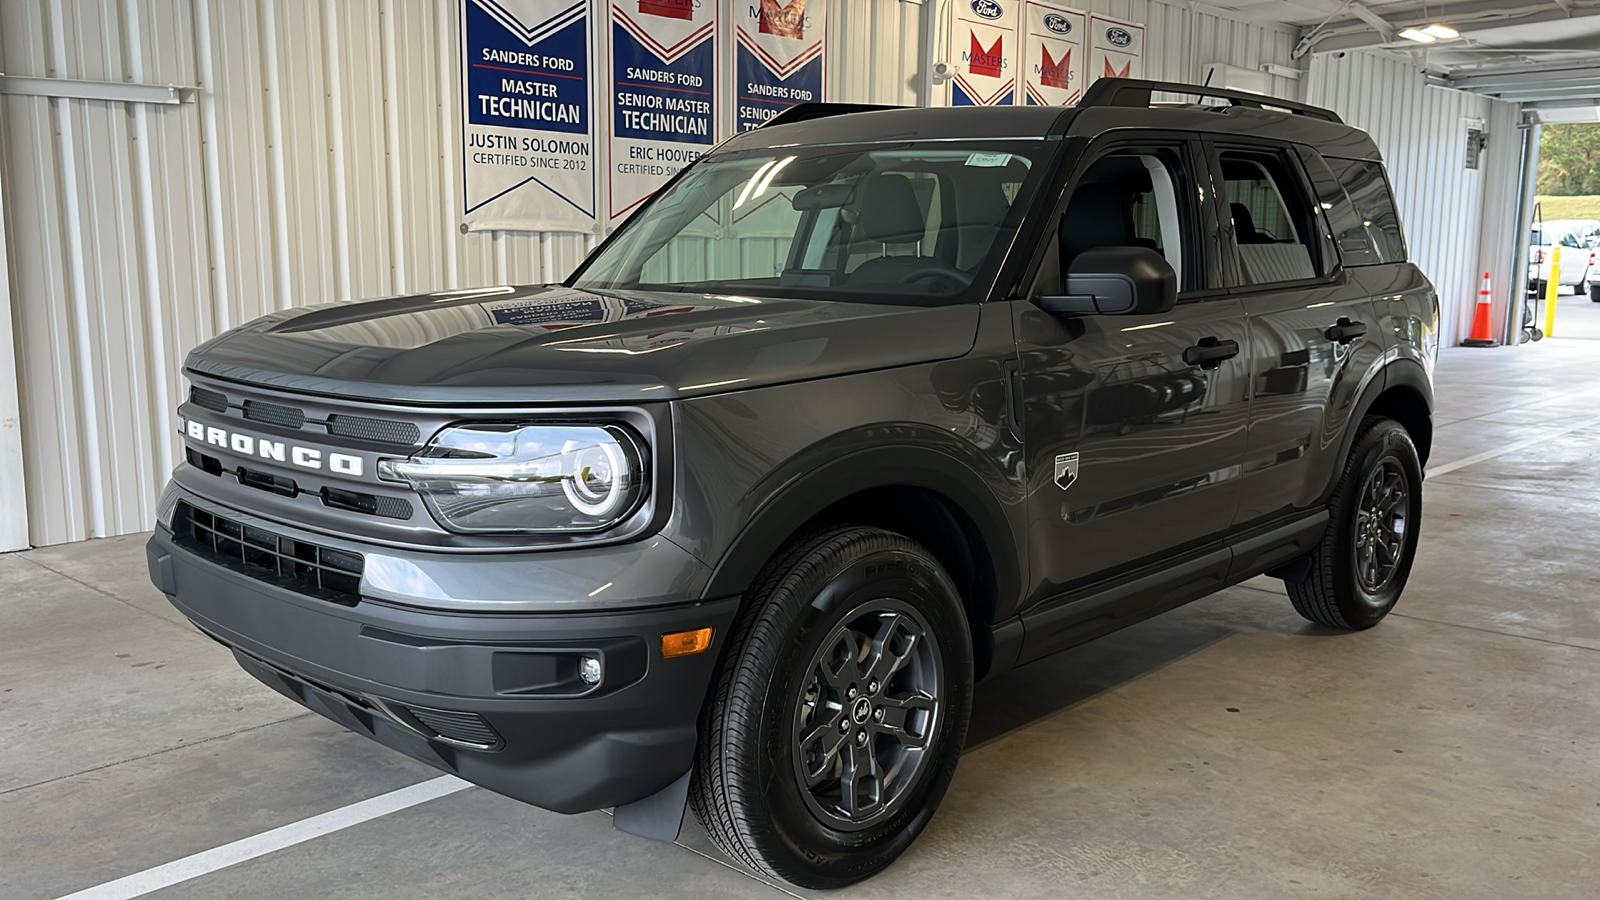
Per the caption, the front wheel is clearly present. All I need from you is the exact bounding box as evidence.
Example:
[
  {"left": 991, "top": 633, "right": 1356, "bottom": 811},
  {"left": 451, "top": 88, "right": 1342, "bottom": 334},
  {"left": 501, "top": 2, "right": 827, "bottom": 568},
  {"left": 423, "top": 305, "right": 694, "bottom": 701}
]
[
  {"left": 1590, "top": 283, "right": 1600, "bottom": 302},
  {"left": 1283, "top": 417, "right": 1423, "bottom": 629},
  {"left": 691, "top": 527, "right": 973, "bottom": 889}
]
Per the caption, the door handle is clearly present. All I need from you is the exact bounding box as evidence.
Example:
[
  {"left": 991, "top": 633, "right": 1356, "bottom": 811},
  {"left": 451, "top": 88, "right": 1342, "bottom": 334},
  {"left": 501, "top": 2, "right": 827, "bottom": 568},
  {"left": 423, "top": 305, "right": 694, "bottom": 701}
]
[
  {"left": 1325, "top": 317, "right": 1368, "bottom": 343},
  {"left": 1182, "top": 337, "right": 1240, "bottom": 369}
]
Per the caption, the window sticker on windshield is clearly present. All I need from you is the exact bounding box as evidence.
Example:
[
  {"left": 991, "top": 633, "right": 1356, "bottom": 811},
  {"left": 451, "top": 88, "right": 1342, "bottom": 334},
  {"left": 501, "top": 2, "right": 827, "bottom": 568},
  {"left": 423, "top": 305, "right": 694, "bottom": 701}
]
[{"left": 965, "top": 153, "right": 1012, "bottom": 167}]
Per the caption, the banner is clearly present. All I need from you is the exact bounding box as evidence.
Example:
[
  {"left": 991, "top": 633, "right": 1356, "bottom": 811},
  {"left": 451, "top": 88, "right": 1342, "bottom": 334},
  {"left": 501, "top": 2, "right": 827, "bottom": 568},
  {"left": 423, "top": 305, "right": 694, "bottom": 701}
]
[
  {"left": 1088, "top": 13, "right": 1144, "bottom": 84},
  {"left": 460, "top": 0, "right": 597, "bottom": 233},
  {"left": 1020, "top": 2, "right": 1085, "bottom": 106},
  {"left": 607, "top": 0, "right": 719, "bottom": 225},
  {"left": 734, "top": 0, "right": 826, "bottom": 132},
  {"left": 949, "top": 0, "right": 1019, "bottom": 106}
]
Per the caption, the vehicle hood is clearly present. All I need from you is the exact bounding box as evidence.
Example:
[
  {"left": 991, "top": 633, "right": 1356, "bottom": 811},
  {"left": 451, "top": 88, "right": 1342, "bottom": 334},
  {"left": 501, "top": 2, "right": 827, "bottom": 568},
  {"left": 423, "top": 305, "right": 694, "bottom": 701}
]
[{"left": 186, "top": 285, "right": 981, "bottom": 404}]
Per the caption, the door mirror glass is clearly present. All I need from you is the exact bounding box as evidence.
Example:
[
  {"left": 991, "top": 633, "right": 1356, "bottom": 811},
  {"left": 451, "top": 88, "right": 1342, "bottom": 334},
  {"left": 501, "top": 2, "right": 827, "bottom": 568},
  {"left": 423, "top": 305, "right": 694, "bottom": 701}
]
[{"left": 1036, "top": 246, "right": 1177, "bottom": 316}]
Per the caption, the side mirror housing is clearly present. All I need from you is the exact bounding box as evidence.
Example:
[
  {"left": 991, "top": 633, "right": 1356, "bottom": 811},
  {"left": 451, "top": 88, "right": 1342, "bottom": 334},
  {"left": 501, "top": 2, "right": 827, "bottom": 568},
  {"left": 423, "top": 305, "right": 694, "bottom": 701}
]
[{"left": 1036, "top": 246, "right": 1177, "bottom": 317}]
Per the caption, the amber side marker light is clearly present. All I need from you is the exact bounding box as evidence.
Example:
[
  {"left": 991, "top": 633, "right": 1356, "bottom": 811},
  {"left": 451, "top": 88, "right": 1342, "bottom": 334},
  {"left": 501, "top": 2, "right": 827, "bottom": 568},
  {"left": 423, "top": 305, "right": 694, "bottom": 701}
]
[{"left": 662, "top": 627, "right": 714, "bottom": 658}]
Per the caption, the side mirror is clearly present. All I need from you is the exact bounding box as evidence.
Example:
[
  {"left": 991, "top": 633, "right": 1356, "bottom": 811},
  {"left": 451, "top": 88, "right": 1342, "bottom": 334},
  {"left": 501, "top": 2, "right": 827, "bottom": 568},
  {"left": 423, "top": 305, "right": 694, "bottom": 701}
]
[{"left": 1036, "top": 246, "right": 1177, "bottom": 317}]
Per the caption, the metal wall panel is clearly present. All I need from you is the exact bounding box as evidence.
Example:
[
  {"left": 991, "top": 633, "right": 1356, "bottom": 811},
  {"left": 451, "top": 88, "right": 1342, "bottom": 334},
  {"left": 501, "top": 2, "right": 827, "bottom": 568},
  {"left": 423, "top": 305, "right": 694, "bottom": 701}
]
[
  {"left": 1, "top": 0, "right": 1298, "bottom": 545},
  {"left": 1306, "top": 51, "right": 1522, "bottom": 346}
]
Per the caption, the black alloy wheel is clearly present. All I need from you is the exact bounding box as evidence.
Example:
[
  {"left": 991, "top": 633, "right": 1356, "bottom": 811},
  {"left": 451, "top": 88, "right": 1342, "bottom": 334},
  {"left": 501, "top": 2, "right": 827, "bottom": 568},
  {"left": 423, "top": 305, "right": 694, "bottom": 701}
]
[
  {"left": 791, "top": 599, "right": 943, "bottom": 831},
  {"left": 1352, "top": 460, "right": 1410, "bottom": 594}
]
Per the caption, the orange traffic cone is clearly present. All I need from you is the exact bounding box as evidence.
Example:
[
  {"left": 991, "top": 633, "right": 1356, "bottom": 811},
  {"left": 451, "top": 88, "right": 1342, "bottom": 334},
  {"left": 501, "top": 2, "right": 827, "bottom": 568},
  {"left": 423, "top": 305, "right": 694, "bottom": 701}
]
[{"left": 1463, "top": 271, "right": 1497, "bottom": 346}]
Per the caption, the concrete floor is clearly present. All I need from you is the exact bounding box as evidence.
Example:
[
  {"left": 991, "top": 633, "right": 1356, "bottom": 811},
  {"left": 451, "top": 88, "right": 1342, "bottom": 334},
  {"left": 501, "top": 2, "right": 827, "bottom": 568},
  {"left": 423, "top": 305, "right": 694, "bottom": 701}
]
[{"left": 6, "top": 306, "right": 1600, "bottom": 900}]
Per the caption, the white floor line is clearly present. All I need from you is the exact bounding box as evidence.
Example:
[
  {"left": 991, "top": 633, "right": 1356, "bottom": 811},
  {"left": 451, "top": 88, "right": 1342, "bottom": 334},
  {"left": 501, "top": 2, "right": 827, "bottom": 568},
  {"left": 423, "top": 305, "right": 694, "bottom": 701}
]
[
  {"left": 1426, "top": 412, "right": 1600, "bottom": 478},
  {"left": 54, "top": 776, "right": 471, "bottom": 900}
]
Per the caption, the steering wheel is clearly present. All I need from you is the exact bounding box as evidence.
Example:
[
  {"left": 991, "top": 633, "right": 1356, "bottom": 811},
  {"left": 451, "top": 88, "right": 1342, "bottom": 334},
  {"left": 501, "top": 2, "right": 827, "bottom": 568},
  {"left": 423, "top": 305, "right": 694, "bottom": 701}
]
[{"left": 902, "top": 262, "right": 969, "bottom": 287}]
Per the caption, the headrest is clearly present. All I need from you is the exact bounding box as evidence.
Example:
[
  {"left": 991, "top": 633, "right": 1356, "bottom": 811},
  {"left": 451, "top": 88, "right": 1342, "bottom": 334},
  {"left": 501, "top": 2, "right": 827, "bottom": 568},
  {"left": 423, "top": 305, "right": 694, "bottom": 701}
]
[
  {"left": 1061, "top": 182, "right": 1134, "bottom": 260},
  {"left": 1231, "top": 202, "right": 1266, "bottom": 243},
  {"left": 860, "top": 174, "right": 926, "bottom": 243}
]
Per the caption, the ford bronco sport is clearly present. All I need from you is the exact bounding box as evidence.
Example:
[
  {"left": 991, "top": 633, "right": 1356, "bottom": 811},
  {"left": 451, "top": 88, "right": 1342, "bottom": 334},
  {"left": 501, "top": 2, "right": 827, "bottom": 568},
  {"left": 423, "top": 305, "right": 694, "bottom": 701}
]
[{"left": 148, "top": 79, "right": 1438, "bottom": 888}]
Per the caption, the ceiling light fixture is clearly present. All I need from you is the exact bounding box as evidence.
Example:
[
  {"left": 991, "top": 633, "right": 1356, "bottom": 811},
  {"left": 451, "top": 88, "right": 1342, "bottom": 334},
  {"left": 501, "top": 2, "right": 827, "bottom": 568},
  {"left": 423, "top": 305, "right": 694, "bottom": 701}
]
[
  {"left": 1422, "top": 24, "right": 1459, "bottom": 39},
  {"left": 1398, "top": 28, "right": 1437, "bottom": 43}
]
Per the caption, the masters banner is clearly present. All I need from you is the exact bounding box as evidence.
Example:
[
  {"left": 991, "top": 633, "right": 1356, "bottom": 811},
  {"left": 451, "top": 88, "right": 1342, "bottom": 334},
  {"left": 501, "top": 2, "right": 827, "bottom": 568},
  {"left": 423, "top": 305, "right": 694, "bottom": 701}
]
[
  {"left": 1020, "top": 1, "right": 1085, "bottom": 106},
  {"left": 950, "top": 0, "right": 1019, "bottom": 106},
  {"left": 1088, "top": 12, "right": 1144, "bottom": 84},
  {"left": 607, "top": 0, "right": 719, "bottom": 225},
  {"left": 734, "top": 0, "right": 826, "bottom": 132},
  {"left": 460, "top": 0, "right": 597, "bottom": 233}
]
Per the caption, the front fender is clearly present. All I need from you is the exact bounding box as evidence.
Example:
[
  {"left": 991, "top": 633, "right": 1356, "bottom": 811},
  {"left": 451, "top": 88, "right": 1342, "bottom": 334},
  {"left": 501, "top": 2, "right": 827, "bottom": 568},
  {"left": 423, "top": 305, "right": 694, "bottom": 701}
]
[{"left": 699, "top": 435, "right": 1024, "bottom": 623}]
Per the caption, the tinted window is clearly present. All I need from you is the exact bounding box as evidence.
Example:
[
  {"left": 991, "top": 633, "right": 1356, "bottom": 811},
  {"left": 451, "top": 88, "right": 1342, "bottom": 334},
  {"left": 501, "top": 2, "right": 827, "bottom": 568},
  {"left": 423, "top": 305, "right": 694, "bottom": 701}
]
[
  {"left": 1296, "top": 146, "right": 1376, "bottom": 266},
  {"left": 1046, "top": 146, "right": 1202, "bottom": 294},
  {"left": 1325, "top": 157, "right": 1407, "bottom": 263},
  {"left": 1217, "top": 149, "right": 1326, "bottom": 285}
]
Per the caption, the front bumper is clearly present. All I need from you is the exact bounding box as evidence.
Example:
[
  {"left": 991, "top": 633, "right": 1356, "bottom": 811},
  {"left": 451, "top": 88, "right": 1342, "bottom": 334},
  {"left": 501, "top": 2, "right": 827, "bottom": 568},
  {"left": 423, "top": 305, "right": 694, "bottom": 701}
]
[{"left": 147, "top": 525, "right": 738, "bottom": 814}]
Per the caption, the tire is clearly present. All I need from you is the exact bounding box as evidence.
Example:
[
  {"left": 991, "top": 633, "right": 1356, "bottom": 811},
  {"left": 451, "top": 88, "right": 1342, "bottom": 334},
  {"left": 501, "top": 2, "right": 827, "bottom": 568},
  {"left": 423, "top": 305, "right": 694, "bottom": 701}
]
[
  {"left": 1530, "top": 279, "right": 1545, "bottom": 298},
  {"left": 1283, "top": 417, "right": 1422, "bottom": 630},
  {"left": 690, "top": 527, "right": 973, "bottom": 889},
  {"left": 1590, "top": 283, "right": 1600, "bottom": 302}
]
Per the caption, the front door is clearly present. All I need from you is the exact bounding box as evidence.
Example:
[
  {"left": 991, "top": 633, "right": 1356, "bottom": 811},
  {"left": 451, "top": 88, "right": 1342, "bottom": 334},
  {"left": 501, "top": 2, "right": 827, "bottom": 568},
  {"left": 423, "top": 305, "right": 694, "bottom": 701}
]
[{"left": 1012, "top": 137, "right": 1252, "bottom": 617}]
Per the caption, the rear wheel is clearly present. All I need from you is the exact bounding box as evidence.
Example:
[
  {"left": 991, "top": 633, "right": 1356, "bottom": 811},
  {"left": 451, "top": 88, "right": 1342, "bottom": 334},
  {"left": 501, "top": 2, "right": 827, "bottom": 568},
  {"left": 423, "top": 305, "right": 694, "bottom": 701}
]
[
  {"left": 1283, "top": 417, "right": 1422, "bottom": 629},
  {"left": 691, "top": 527, "right": 973, "bottom": 889},
  {"left": 1590, "top": 283, "right": 1600, "bottom": 302}
]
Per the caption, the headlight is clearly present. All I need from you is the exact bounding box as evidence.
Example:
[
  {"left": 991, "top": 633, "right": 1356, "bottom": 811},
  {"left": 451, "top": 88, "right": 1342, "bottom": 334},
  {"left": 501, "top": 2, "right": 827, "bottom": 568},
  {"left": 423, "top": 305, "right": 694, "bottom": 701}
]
[{"left": 377, "top": 423, "right": 646, "bottom": 534}]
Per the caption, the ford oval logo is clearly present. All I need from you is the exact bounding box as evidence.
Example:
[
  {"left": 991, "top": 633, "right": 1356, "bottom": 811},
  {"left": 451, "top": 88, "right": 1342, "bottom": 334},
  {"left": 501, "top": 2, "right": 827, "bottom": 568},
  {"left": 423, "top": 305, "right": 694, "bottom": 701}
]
[
  {"left": 1106, "top": 26, "right": 1133, "bottom": 47},
  {"left": 1043, "top": 13, "right": 1072, "bottom": 34},
  {"left": 970, "top": 0, "right": 1003, "bottom": 20}
]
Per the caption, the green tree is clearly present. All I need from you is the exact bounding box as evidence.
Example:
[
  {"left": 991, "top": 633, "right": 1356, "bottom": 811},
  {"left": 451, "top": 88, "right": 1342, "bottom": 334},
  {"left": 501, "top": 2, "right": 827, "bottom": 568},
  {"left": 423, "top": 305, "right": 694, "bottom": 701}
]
[{"left": 1538, "top": 123, "right": 1600, "bottom": 196}]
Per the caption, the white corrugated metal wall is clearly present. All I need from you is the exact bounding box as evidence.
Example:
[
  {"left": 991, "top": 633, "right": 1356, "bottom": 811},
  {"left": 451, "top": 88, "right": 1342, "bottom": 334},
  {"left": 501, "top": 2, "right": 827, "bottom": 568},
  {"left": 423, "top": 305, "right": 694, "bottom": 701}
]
[
  {"left": 0, "top": 0, "right": 1302, "bottom": 547},
  {"left": 1305, "top": 51, "right": 1523, "bottom": 347}
]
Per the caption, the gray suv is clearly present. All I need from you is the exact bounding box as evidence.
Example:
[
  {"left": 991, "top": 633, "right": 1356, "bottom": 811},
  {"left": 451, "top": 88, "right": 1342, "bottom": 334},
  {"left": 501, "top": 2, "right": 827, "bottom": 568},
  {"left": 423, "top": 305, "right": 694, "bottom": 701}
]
[{"left": 147, "top": 79, "right": 1438, "bottom": 888}]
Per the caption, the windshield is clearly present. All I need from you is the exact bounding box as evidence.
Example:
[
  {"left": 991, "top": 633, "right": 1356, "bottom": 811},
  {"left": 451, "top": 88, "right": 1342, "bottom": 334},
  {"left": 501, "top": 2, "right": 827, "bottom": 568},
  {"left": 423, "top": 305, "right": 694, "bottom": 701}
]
[{"left": 570, "top": 142, "right": 1049, "bottom": 303}]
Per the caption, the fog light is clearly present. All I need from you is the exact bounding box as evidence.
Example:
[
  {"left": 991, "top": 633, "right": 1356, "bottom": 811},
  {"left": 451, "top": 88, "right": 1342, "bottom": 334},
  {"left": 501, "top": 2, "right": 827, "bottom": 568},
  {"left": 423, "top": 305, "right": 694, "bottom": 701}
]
[{"left": 578, "top": 655, "right": 603, "bottom": 685}]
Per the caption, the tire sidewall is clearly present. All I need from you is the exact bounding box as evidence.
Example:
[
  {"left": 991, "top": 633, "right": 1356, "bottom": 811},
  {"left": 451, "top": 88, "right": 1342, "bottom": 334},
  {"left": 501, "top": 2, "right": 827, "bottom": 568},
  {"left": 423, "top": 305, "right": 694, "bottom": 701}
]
[
  {"left": 750, "top": 541, "right": 972, "bottom": 885},
  {"left": 1334, "top": 422, "right": 1423, "bottom": 627}
]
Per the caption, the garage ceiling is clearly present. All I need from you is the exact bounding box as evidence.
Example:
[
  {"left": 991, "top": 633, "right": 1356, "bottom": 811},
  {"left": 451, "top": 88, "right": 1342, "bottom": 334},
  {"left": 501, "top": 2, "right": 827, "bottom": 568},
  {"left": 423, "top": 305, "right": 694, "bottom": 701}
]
[{"left": 1211, "top": 0, "right": 1600, "bottom": 121}]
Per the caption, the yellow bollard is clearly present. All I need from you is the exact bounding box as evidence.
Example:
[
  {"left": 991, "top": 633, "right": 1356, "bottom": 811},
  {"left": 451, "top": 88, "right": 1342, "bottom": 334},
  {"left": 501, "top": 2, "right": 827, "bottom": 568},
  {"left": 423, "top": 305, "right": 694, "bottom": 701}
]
[{"left": 1543, "top": 245, "right": 1561, "bottom": 338}]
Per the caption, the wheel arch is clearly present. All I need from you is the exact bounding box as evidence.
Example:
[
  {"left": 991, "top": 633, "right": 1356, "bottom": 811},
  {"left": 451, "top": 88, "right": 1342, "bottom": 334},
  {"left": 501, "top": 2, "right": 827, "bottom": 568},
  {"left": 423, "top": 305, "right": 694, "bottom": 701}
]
[
  {"left": 1323, "top": 359, "right": 1433, "bottom": 502},
  {"left": 700, "top": 445, "right": 1022, "bottom": 680}
]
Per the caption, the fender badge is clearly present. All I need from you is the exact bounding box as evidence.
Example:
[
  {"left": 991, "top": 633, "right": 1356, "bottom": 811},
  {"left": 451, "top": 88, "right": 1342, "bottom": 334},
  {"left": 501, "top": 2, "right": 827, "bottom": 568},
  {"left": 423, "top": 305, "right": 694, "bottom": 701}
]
[{"left": 1054, "top": 452, "right": 1080, "bottom": 490}]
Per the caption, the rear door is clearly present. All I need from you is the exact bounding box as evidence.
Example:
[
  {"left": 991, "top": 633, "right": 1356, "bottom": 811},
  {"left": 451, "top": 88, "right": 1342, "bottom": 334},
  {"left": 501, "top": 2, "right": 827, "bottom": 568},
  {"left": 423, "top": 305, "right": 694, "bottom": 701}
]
[
  {"left": 1011, "top": 134, "right": 1251, "bottom": 625},
  {"left": 1204, "top": 139, "right": 1385, "bottom": 529}
]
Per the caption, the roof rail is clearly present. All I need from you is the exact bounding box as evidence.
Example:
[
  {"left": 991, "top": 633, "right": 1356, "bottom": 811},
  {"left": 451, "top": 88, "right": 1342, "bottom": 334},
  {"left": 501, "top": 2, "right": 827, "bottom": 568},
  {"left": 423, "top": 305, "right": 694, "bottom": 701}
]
[
  {"left": 760, "top": 103, "right": 908, "bottom": 129},
  {"left": 1077, "top": 78, "right": 1343, "bottom": 124}
]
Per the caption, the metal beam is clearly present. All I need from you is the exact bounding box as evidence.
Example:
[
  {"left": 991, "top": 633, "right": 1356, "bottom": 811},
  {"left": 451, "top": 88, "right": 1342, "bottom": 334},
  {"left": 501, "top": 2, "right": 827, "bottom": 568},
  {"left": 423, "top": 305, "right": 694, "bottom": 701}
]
[
  {"left": 0, "top": 156, "right": 28, "bottom": 550},
  {"left": 1485, "top": 84, "right": 1600, "bottom": 101},
  {"left": 0, "top": 74, "right": 195, "bottom": 105},
  {"left": 1299, "top": 0, "right": 1600, "bottom": 56},
  {"left": 1526, "top": 96, "right": 1600, "bottom": 109}
]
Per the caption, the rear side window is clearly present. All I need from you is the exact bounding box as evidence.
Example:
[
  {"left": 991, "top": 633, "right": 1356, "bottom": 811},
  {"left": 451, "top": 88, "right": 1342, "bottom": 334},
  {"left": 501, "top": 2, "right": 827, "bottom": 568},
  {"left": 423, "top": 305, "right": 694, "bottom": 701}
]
[
  {"left": 1325, "top": 157, "right": 1407, "bottom": 263},
  {"left": 1217, "top": 148, "right": 1329, "bottom": 285}
]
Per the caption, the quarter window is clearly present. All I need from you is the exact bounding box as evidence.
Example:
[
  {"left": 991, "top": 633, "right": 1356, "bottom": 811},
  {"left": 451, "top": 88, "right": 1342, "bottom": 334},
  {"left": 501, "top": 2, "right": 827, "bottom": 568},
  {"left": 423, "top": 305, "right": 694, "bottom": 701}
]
[{"left": 1324, "top": 157, "right": 1407, "bottom": 264}]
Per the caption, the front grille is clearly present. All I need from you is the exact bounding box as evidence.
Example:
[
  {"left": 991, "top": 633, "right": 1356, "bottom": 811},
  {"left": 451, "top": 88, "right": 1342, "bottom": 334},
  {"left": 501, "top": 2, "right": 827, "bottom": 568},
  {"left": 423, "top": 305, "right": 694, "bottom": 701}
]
[
  {"left": 190, "top": 386, "right": 229, "bottom": 413},
  {"left": 243, "top": 399, "right": 306, "bottom": 429},
  {"left": 320, "top": 486, "right": 414, "bottom": 520},
  {"left": 174, "top": 502, "right": 363, "bottom": 605},
  {"left": 402, "top": 706, "right": 503, "bottom": 749},
  {"left": 327, "top": 414, "right": 421, "bottom": 446}
]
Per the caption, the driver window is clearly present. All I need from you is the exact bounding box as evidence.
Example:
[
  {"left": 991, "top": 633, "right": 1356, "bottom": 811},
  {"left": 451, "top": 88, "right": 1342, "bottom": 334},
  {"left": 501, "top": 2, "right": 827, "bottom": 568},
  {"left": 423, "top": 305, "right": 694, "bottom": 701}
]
[{"left": 1043, "top": 147, "right": 1197, "bottom": 296}]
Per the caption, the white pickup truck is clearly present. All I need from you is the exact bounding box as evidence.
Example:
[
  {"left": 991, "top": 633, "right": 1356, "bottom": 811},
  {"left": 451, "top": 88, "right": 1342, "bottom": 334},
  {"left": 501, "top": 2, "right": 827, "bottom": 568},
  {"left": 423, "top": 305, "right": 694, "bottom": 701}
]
[{"left": 1528, "top": 219, "right": 1598, "bottom": 299}]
